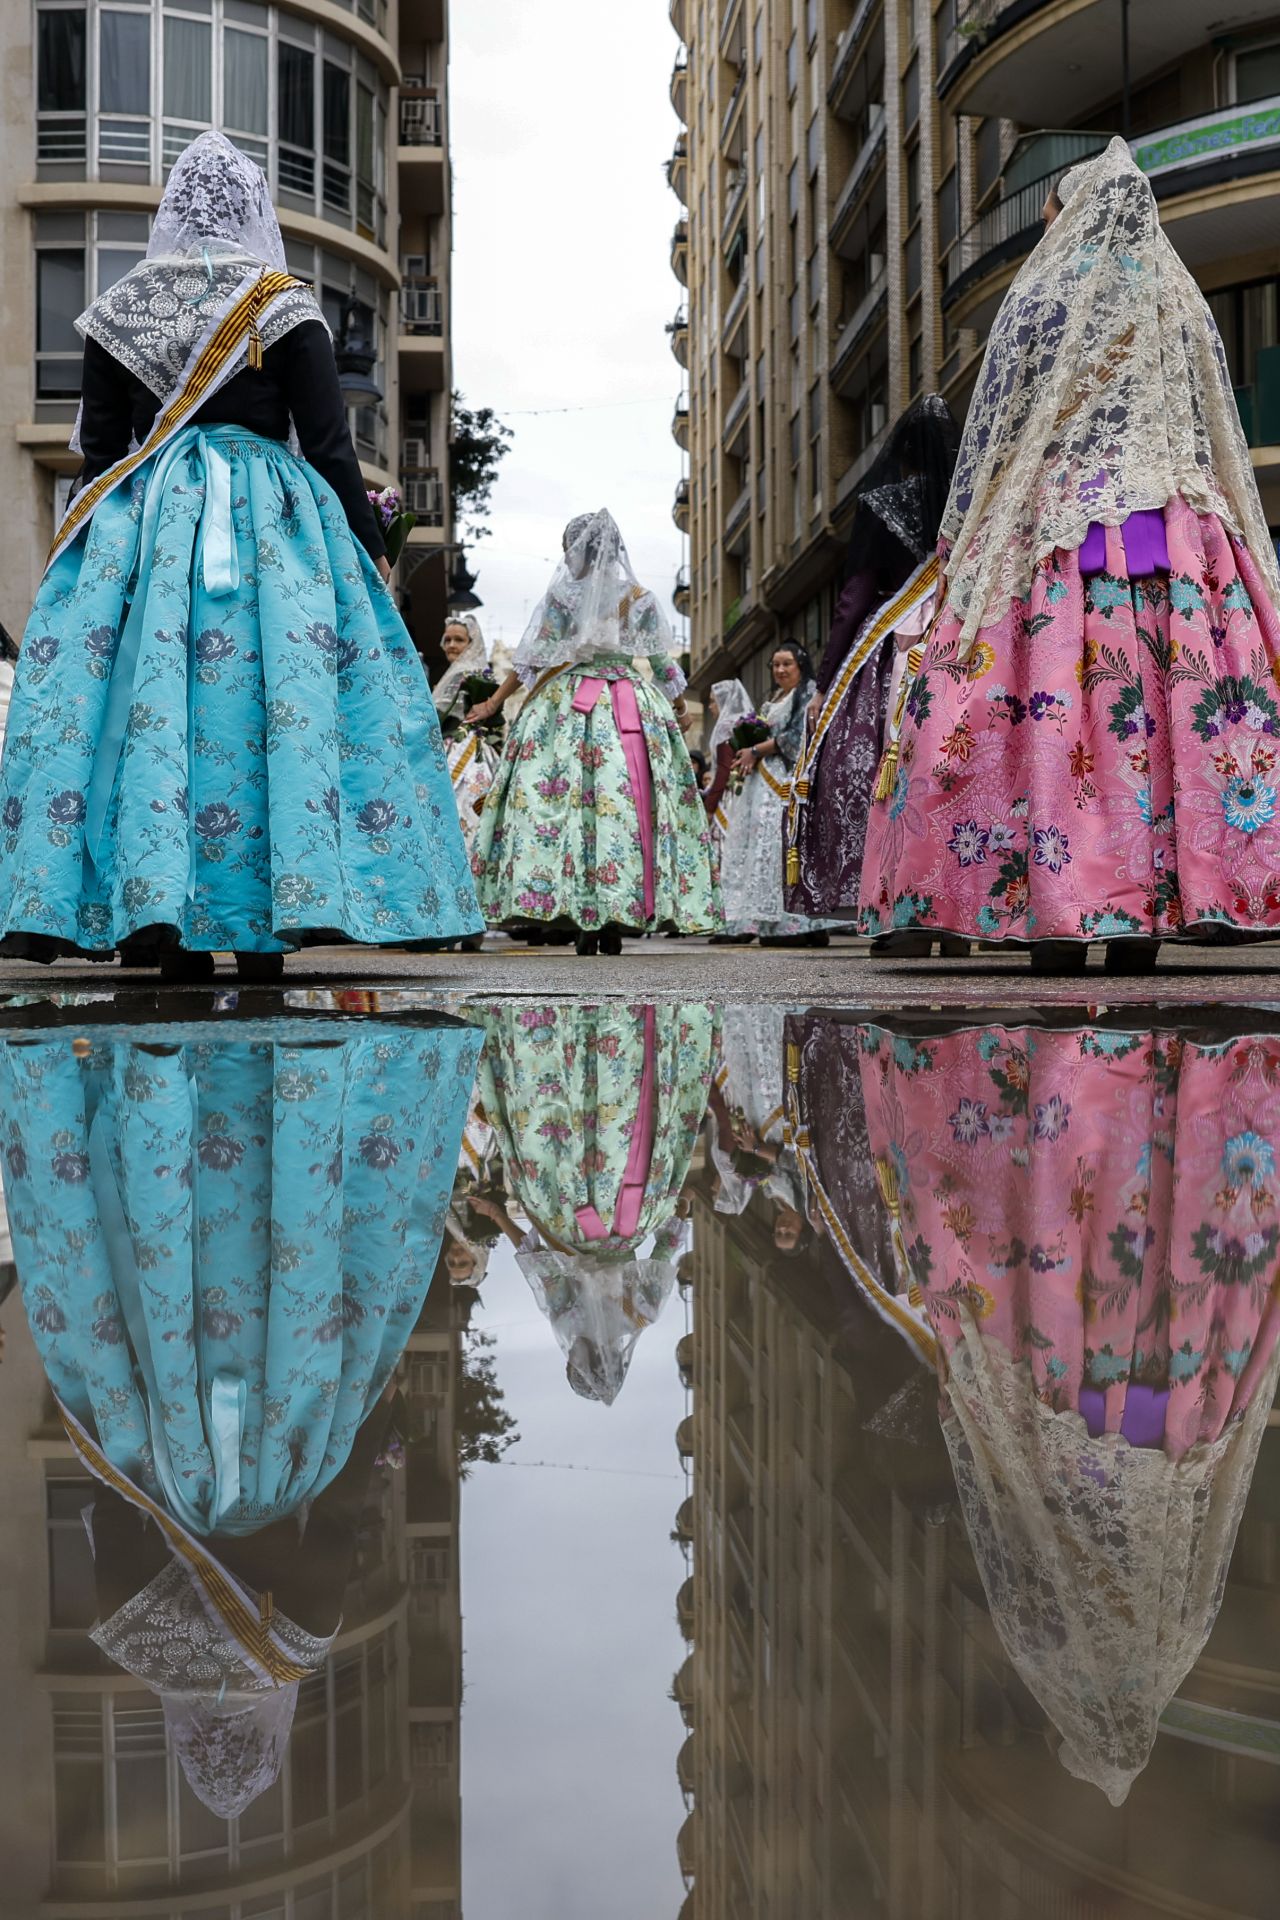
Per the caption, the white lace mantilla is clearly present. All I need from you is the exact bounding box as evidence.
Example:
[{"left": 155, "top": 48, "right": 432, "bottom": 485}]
[
  {"left": 941, "top": 1317, "right": 1280, "bottom": 1805},
  {"left": 942, "top": 138, "right": 1280, "bottom": 650}
]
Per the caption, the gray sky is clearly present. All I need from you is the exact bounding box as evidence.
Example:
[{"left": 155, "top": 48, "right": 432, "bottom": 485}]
[
  {"left": 461, "top": 1242, "right": 691, "bottom": 1917},
  {"left": 450, "top": 1, "right": 686, "bottom": 658}
]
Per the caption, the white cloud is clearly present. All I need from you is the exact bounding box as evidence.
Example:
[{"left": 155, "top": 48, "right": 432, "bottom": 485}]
[{"left": 450, "top": 0, "right": 687, "bottom": 657}]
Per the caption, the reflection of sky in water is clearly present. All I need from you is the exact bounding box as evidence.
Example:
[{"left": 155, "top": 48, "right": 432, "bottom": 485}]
[{"left": 462, "top": 1237, "right": 689, "bottom": 1917}]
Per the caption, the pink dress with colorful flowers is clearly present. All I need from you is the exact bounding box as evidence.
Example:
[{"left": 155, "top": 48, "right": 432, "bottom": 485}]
[{"left": 859, "top": 498, "right": 1280, "bottom": 942}]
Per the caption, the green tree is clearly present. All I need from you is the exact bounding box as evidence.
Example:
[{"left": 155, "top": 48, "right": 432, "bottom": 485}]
[
  {"left": 457, "top": 1329, "right": 519, "bottom": 1475},
  {"left": 451, "top": 393, "right": 514, "bottom": 540}
]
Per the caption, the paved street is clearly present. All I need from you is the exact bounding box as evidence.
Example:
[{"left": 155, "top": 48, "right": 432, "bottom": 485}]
[{"left": 5, "top": 935, "right": 1280, "bottom": 1008}]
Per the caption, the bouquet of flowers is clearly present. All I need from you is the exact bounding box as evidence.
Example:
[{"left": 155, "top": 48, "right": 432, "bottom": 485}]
[
  {"left": 729, "top": 712, "right": 771, "bottom": 790},
  {"left": 368, "top": 486, "right": 417, "bottom": 567},
  {"left": 462, "top": 671, "right": 503, "bottom": 735}
]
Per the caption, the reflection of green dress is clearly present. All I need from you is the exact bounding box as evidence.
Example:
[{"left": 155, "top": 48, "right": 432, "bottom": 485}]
[{"left": 4, "top": 1019, "right": 479, "bottom": 1534}]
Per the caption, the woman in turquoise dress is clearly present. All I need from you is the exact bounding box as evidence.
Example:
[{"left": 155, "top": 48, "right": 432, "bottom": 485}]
[
  {"left": 473, "top": 1001, "right": 717, "bottom": 1399},
  {"left": 467, "top": 510, "right": 720, "bottom": 954},
  {"left": 0, "top": 134, "right": 481, "bottom": 979},
  {"left": 3, "top": 1011, "right": 480, "bottom": 1817}
]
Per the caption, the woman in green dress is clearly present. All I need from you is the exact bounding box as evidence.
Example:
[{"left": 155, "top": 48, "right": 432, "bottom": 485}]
[{"left": 467, "top": 509, "right": 720, "bottom": 954}]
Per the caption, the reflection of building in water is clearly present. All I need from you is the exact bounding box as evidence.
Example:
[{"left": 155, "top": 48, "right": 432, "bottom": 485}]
[
  {"left": 678, "top": 1161, "right": 1280, "bottom": 1919},
  {"left": 0, "top": 1280, "right": 469, "bottom": 1920}
]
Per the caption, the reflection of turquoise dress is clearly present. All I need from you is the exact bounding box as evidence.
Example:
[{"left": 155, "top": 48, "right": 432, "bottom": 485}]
[
  {"left": 4, "top": 1018, "right": 479, "bottom": 1533},
  {"left": 0, "top": 430, "right": 484, "bottom": 954}
]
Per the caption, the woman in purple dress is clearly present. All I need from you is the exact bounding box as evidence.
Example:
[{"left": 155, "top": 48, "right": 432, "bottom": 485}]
[{"left": 785, "top": 397, "right": 959, "bottom": 944}]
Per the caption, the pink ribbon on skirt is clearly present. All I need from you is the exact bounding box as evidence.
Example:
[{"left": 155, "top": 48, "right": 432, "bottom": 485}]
[
  {"left": 574, "top": 1006, "right": 658, "bottom": 1242},
  {"left": 571, "top": 675, "right": 656, "bottom": 919}
]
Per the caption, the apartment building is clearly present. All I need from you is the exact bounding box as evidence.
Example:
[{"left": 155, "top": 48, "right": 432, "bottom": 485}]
[
  {"left": 0, "top": 0, "right": 455, "bottom": 654},
  {"left": 669, "top": 0, "right": 1280, "bottom": 699}
]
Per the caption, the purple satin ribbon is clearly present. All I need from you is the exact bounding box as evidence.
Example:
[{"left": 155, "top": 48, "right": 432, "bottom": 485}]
[
  {"left": 1077, "top": 474, "right": 1170, "bottom": 577},
  {"left": 1078, "top": 1382, "right": 1169, "bottom": 1449}
]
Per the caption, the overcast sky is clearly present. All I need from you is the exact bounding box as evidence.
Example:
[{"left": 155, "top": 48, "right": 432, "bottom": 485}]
[{"left": 450, "top": 1, "right": 686, "bottom": 658}]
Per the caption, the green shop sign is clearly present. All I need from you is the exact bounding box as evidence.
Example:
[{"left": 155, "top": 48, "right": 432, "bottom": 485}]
[{"left": 1135, "top": 100, "right": 1280, "bottom": 177}]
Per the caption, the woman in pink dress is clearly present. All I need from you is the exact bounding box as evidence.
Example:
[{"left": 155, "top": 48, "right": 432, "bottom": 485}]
[{"left": 860, "top": 139, "right": 1280, "bottom": 973}]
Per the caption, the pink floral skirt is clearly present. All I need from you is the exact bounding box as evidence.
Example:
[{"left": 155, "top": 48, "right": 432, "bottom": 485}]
[
  {"left": 859, "top": 499, "right": 1280, "bottom": 941},
  {"left": 858, "top": 1022, "right": 1280, "bottom": 1461}
]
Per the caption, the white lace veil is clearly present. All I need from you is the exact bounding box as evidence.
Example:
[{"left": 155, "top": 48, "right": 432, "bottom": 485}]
[
  {"left": 942, "top": 137, "right": 1280, "bottom": 651},
  {"left": 941, "top": 1314, "right": 1280, "bottom": 1805},
  {"left": 511, "top": 509, "right": 679, "bottom": 682},
  {"left": 708, "top": 679, "right": 753, "bottom": 754},
  {"left": 75, "top": 131, "right": 323, "bottom": 409},
  {"left": 91, "top": 1550, "right": 332, "bottom": 1819},
  {"left": 432, "top": 613, "right": 490, "bottom": 719}
]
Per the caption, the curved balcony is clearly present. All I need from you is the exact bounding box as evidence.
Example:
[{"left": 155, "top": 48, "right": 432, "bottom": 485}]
[
  {"left": 670, "top": 52, "right": 689, "bottom": 122},
  {"left": 675, "top": 1494, "right": 694, "bottom": 1542},
  {"left": 667, "top": 135, "right": 689, "bottom": 206},
  {"left": 671, "top": 218, "right": 690, "bottom": 287},
  {"left": 673, "top": 477, "right": 691, "bottom": 533},
  {"left": 669, "top": 0, "right": 687, "bottom": 42},
  {"left": 673, "top": 1651, "right": 695, "bottom": 1724},
  {"left": 667, "top": 304, "right": 689, "bottom": 368},
  {"left": 674, "top": 567, "right": 691, "bottom": 618},
  {"left": 672, "top": 392, "right": 691, "bottom": 452},
  {"left": 676, "top": 1411, "right": 694, "bottom": 1459},
  {"left": 677, "top": 1575, "right": 695, "bottom": 1640},
  {"left": 676, "top": 1329, "right": 694, "bottom": 1387},
  {"left": 941, "top": 129, "right": 1109, "bottom": 333},
  {"left": 1142, "top": 94, "right": 1280, "bottom": 276},
  {"left": 677, "top": 1733, "right": 698, "bottom": 1800},
  {"left": 938, "top": 0, "right": 1278, "bottom": 126}
]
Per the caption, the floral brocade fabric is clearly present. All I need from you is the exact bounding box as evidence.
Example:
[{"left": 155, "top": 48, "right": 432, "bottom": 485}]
[
  {"left": 0, "top": 430, "right": 482, "bottom": 954},
  {"left": 471, "top": 660, "right": 720, "bottom": 934},
  {"left": 860, "top": 499, "right": 1280, "bottom": 941},
  {"left": 857, "top": 1022, "right": 1280, "bottom": 1460}
]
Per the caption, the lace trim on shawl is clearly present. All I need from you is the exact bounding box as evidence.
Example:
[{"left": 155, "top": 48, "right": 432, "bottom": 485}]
[
  {"left": 91, "top": 1553, "right": 331, "bottom": 1694},
  {"left": 941, "top": 1317, "right": 1280, "bottom": 1804}
]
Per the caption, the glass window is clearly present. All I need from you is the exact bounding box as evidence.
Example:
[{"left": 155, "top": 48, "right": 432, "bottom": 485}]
[
  {"left": 164, "top": 14, "right": 212, "bottom": 125},
  {"left": 1236, "top": 42, "right": 1280, "bottom": 103},
  {"left": 56, "top": 1761, "right": 105, "bottom": 1863},
  {"left": 356, "top": 81, "right": 376, "bottom": 230},
  {"left": 100, "top": 9, "right": 150, "bottom": 115},
  {"left": 39, "top": 7, "right": 87, "bottom": 111},
  {"left": 902, "top": 54, "right": 919, "bottom": 130},
  {"left": 225, "top": 26, "right": 269, "bottom": 136},
  {"left": 937, "top": 165, "right": 958, "bottom": 256},
  {"left": 786, "top": 34, "right": 798, "bottom": 95},
  {"left": 323, "top": 59, "right": 352, "bottom": 213},
  {"left": 37, "top": 248, "right": 87, "bottom": 399},
  {"left": 279, "top": 40, "right": 316, "bottom": 195},
  {"left": 906, "top": 143, "right": 920, "bottom": 222}
]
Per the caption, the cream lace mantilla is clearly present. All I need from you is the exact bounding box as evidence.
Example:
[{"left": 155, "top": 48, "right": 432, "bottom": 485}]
[
  {"left": 942, "top": 138, "right": 1280, "bottom": 651},
  {"left": 942, "top": 1317, "right": 1280, "bottom": 1805}
]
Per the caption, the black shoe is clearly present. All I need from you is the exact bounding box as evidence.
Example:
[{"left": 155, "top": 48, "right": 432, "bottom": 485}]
[
  {"left": 460, "top": 933, "right": 485, "bottom": 953},
  {"left": 873, "top": 930, "right": 933, "bottom": 958},
  {"left": 235, "top": 952, "right": 285, "bottom": 985},
  {"left": 575, "top": 932, "right": 599, "bottom": 957},
  {"left": 1104, "top": 940, "right": 1161, "bottom": 975},
  {"left": 159, "top": 950, "right": 216, "bottom": 983},
  {"left": 709, "top": 932, "right": 754, "bottom": 945},
  {"left": 599, "top": 926, "right": 623, "bottom": 957},
  {"left": 937, "top": 934, "right": 972, "bottom": 959},
  {"left": 1029, "top": 941, "right": 1088, "bottom": 976},
  {"left": 805, "top": 930, "right": 830, "bottom": 948}
]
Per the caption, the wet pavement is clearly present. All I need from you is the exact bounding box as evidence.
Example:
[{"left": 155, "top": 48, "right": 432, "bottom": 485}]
[{"left": 1, "top": 982, "right": 1279, "bottom": 1917}]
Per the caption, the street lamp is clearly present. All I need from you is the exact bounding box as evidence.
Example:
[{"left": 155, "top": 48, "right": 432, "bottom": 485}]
[
  {"left": 447, "top": 547, "right": 483, "bottom": 612},
  {"left": 334, "top": 295, "right": 383, "bottom": 406}
]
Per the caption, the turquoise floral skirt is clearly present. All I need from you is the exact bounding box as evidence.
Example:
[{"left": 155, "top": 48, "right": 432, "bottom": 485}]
[
  {"left": 471, "top": 658, "right": 721, "bottom": 933},
  {"left": 0, "top": 427, "right": 483, "bottom": 955}
]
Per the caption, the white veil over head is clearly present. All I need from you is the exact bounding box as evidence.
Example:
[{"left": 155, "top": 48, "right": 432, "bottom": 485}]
[
  {"left": 433, "top": 612, "right": 490, "bottom": 719},
  {"left": 75, "top": 131, "right": 323, "bottom": 410},
  {"left": 942, "top": 136, "right": 1279, "bottom": 651},
  {"left": 708, "top": 679, "right": 753, "bottom": 754},
  {"left": 511, "top": 508, "right": 679, "bottom": 683},
  {"left": 520, "top": 1244, "right": 679, "bottom": 1406}
]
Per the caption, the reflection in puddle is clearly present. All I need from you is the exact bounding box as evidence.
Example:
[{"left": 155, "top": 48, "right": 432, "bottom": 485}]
[{"left": 0, "top": 1002, "right": 1277, "bottom": 1916}]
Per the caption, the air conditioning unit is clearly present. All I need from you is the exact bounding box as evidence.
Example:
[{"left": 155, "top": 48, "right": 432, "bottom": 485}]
[
  {"left": 404, "top": 476, "right": 445, "bottom": 520},
  {"left": 403, "top": 254, "right": 429, "bottom": 279},
  {"left": 402, "top": 436, "right": 429, "bottom": 471}
]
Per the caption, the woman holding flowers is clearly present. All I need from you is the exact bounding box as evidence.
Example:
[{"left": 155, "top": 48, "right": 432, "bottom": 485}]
[
  {"left": 0, "top": 133, "right": 480, "bottom": 978},
  {"left": 860, "top": 138, "right": 1280, "bottom": 972},
  {"left": 719, "top": 641, "right": 835, "bottom": 946},
  {"left": 466, "top": 509, "right": 719, "bottom": 955}
]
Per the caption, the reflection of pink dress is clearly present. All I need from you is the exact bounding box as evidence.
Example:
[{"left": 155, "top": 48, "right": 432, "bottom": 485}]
[
  {"left": 860, "top": 498, "right": 1280, "bottom": 942},
  {"left": 859, "top": 1023, "right": 1280, "bottom": 1459}
]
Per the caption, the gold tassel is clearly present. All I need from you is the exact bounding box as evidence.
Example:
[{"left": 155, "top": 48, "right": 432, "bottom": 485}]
[
  {"left": 247, "top": 268, "right": 266, "bottom": 369},
  {"left": 875, "top": 1156, "right": 901, "bottom": 1218},
  {"left": 785, "top": 846, "right": 800, "bottom": 886},
  {"left": 873, "top": 740, "right": 899, "bottom": 802},
  {"left": 786, "top": 1042, "right": 801, "bottom": 1084}
]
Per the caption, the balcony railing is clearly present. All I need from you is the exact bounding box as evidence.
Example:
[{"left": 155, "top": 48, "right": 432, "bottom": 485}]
[
  {"left": 667, "top": 304, "right": 690, "bottom": 367},
  {"left": 721, "top": 164, "right": 748, "bottom": 247},
  {"left": 722, "top": 381, "right": 750, "bottom": 450},
  {"left": 941, "top": 0, "right": 1047, "bottom": 75},
  {"left": 829, "top": 0, "right": 880, "bottom": 113},
  {"left": 400, "top": 93, "right": 443, "bottom": 147},
  {"left": 832, "top": 270, "right": 888, "bottom": 381},
  {"left": 671, "top": 53, "right": 689, "bottom": 119},
  {"left": 720, "top": 72, "right": 746, "bottom": 149},
  {"left": 1134, "top": 92, "right": 1280, "bottom": 181},
  {"left": 830, "top": 105, "right": 886, "bottom": 240},
  {"left": 667, "top": 136, "right": 690, "bottom": 202},
  {"left": 400, "top": 280, "right": 444, "bottom": 334},
  {"left": 944, "top": 134, "right": 1109, "bottom": 310},
  {"left": 722, "top": 276, "right": 749, "bottom": 356}
]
